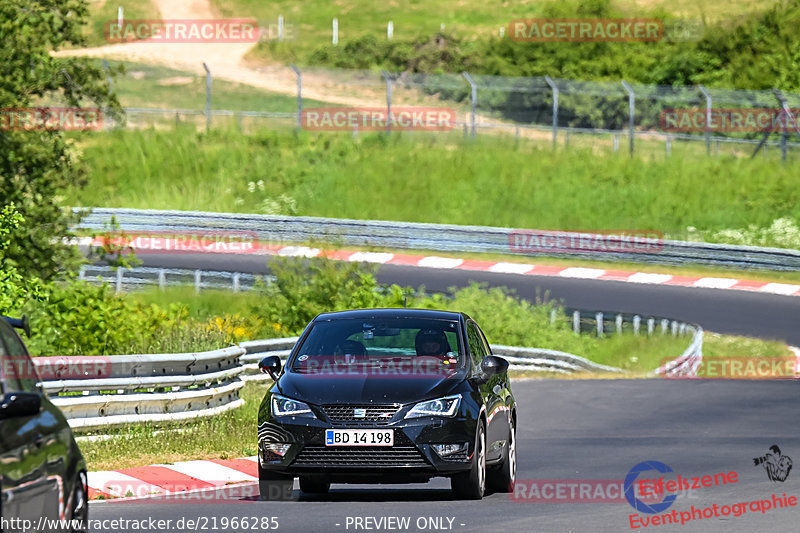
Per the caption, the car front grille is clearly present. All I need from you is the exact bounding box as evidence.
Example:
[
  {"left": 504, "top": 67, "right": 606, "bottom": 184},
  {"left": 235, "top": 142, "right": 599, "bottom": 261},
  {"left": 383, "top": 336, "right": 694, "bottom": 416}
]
[
  {"left": 320, "top": 404, "right": 401, "bottom": 424},
  {"left": 291, "top": 446, "right": 429, "bottom": 467}
]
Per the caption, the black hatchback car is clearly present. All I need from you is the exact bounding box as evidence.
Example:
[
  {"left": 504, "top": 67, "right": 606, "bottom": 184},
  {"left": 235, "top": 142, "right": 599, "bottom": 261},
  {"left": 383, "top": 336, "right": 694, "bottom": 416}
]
[
  {"left": 257, "top": 309, "right": 516, "bottom": 500},
  {"left": 0, "top": 316, "right": 88, "bottom": 533}
]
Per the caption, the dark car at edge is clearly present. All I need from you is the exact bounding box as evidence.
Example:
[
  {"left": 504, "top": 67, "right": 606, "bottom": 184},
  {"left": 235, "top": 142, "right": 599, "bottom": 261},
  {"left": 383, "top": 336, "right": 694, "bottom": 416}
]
[{"left": 256, "top": 308, "right": 516, "bottom": 500}]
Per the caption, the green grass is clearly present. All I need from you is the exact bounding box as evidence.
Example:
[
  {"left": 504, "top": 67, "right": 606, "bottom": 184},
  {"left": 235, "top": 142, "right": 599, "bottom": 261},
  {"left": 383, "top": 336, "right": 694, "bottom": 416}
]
[
  {"left": 68, "top": 127, "right": 800, "bottom": 242},
  {"left": 210, "top": 0, "right": 778, "bottom": 61},
  {"left": 82, "top": 0, "right": 161, "bottom": 48}
]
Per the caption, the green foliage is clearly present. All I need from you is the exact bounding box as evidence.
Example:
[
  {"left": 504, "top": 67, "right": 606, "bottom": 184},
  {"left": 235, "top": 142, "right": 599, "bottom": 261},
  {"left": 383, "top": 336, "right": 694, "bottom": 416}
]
[
  {"left": 22, "top": 280, "right": 231, "bottom": 356},
  {"left": 0, "top": 0, "right": 121, "bottom": 279}
]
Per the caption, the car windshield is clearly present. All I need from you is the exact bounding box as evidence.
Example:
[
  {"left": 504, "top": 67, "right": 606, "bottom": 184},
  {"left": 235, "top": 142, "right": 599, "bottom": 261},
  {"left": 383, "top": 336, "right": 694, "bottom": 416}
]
[{"left": 291, "top": 318, "right": 464, "bottom": 372}]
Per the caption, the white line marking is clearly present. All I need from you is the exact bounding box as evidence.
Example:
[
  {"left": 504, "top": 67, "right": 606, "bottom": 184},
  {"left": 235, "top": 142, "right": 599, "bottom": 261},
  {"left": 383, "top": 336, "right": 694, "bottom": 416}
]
[
  {"left": 488, "top": 262, "right": 534, "bottom": 274},
  {"left": 348, "top": 252, "right": 394, "bottom": 263},
  {"left": 156, "top": 460, "right": 257, "bottom": 483},
  {"left": 758, "top": 283, "right": 800, "bottom": 295},
  {"left": 627, "top": 272, "right": 673, "bottom": 284},
  {"left": 692, "top": 277, "right": 739, "bottom": 289},
  {"left": 417, "top": 256, "right": 464, "bottom": 269},
  {"left": 558, "top": 267, "right": 606, "bottom": 279},
  {"left": 277, "top": 246, "right": 320, "bottom": 257},
  {"left": 87, "top": 471, "right": 166, "bottom": 497}
]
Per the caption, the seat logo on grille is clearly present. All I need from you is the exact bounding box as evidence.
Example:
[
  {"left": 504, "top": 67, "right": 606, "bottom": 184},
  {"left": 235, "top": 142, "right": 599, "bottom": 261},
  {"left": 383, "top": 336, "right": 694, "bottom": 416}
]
[{"left": 353, "top": 408, "right": 367, "bottom": 418}]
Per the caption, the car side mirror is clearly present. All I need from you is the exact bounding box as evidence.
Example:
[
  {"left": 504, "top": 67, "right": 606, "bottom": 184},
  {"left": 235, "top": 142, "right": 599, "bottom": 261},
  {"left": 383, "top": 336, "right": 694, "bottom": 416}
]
[
  {"left": 258, "top": 355, "right": 282, "bottom": 380},
  {"left": 0, "top": 392, "right": 42, "bottom": 419},
  {"left": 480, "top": 355, "right": 509, "bottom": 378}
]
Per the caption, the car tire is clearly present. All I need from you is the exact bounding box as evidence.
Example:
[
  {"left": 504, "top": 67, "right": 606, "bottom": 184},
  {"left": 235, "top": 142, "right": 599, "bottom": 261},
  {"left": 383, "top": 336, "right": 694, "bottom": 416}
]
[
  {"left": 487, "top": 417, "right": 516, "bottom": 493},
  {"left": 451, "top": 423, "right": 486, "bottom": 500},
  {"left": 69, "top": 471, "right": 89, "bottom": 533},
  {"left": 299, "top": 476, "right": 331, "bottom": 494},
  {"left": 258, "top": 464, "right": 294, "bottom": 501}
]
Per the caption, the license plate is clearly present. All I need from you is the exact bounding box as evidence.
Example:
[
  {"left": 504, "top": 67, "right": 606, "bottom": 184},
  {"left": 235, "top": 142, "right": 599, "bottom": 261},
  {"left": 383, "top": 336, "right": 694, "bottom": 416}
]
[{"left": 325, "top": 429, "right": 394, "bottom": 446}]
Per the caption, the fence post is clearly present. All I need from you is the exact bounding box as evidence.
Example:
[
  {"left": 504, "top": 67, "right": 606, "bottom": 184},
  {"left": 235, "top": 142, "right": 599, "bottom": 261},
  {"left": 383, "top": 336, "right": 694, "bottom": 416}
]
[
  {"left": 572, "top": 310, "right": 580, "bottom": 334},
  {"left": 202, "top": 62, "right": 212, "bottom": 131},
  {"left": 633, "top": 315, "right": 641, "bottom": 335},
  {"left": 278, "top": 15, "right": 284, "bottom": 42},
  {"left": 545, "top": 76, "right": 558, "bottom": 149},
  {"left": 698, "top": 85, "right": 712, "bottom": 156},
  {"left": 621, "top": 80, "right": 635, "bottom": 155},
  {"left": 615, "top": 314, "right": 623, "bottom": 335},
  {"left": 595, "top": 312, "right": 604, "bottom": 337},
  {"left": 332, "top": 18, "right": 338, "bottom": 45},
  {"left": 613, "top": 133, "right": 619, "bottom": 152},
  {"left": 290, "top": 64, "right": 302, "bottom": 130},
  {"left": 233, "top": 272, "right": 240, "bottom": 293},
  {"left": 381, "top": 70, "right": 393, "bottom": 134},
  {"left": 194, "top": 270, "right": 202, "bottom": 294},
  {"left": 387, "top": 21, "right": 393, "bottom": 39},
  {"left": 115, "top": 268, "right": 123, "bottom": 294},
  {"left": 665, "top": 135, "right": 671, "bottom": 156},
  {"left": 158, "top": 269, "right": 166, "bottom": 290},
  {"left": 462, "top": 72, "right": 477, "bottom": 137}
]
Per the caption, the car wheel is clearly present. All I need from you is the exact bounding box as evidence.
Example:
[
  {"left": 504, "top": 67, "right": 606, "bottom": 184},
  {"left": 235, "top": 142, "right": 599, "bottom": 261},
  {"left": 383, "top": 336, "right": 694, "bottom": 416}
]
[
  {"left": 299, "top": 476, "right": 330, "bottom": 494},
  {"left": 69, "top": 471, "right": 88, "bottom": 533},
  {"left": 258, "top": 464, "right": 294, "bottom": 501},
  {"left": 487, "top": 417, "right": 516, "bottom": 493},
  {"left": 451, "top": 422, "right": 486, "bottom": 500}
]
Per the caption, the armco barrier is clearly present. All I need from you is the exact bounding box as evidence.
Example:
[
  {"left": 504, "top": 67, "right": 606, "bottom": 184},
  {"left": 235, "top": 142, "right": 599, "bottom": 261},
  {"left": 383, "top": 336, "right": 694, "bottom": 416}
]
[
  {"left": 36, "top": 346, "right": 246, "bottom": 431},
  {"left": 76, "top": 208, "right": 800, "bottom": 270}
]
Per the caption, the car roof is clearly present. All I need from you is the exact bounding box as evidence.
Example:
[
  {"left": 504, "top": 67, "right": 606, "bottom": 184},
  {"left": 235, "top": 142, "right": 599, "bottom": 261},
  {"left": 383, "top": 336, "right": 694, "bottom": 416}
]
[{"left": 313, "top": 308, "right": 465, "bottom": 322}]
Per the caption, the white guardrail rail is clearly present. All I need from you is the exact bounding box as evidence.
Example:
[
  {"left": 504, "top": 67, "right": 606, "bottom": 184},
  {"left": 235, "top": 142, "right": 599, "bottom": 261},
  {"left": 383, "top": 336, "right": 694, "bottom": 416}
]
[
  {"left": 37, "top": 312, "right": 701, "bottom": 431},
  {"left": 75, "top": 208, "right": 800, "bottom": 270}
]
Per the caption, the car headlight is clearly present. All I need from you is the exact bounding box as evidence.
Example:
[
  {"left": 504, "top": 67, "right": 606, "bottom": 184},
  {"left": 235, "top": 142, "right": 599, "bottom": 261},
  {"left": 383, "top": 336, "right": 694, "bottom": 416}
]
[
  {"left": 271, "top": 394, "right": 314, "bottom": 418},
  {"left": 405, "top": 394, "right": 462, "bottom": 419}
]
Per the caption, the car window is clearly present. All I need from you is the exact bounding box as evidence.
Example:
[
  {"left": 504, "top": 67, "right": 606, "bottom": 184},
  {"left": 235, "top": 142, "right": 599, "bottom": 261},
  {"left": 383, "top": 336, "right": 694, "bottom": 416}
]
[
  {"left": 0, "top": 321, "right": 39, "bottom": 394},
  {"left": 292, "top": 317, "right": 464, "bottom": 370},
  {"left": 466, "top": 321, "right": 488, "bottom": 368}
]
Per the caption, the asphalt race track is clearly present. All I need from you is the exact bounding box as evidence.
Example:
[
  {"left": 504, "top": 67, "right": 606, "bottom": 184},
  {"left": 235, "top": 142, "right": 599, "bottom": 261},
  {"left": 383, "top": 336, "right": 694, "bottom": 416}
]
[
  {"left": 123, "top": 252, "right": 800, "bottom": 344},
  {"left": 87, "top": 251, "right": 800, "bottom": 532},
  {"left": 90, "top": 379, "right": 800, "bottom": 533}
]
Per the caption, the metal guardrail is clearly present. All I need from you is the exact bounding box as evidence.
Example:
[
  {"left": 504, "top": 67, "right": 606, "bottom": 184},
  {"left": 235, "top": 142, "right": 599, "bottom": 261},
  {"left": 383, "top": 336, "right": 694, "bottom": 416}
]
[
  {"left": 76, "top": 208, "right": 800, "bottom": 270},
  {"left": 35, "top": 346, "right": 246, "bottom": 431}
]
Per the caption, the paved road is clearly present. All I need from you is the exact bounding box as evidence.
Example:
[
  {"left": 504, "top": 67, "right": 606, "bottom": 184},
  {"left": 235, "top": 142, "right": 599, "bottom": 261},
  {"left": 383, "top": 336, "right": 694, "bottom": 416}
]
[
  {"left": 90, "top": 378, "right": 800, "bottom": 533},
  {"left": 123, "top": 253, "right": 800, "bottom": 344}
]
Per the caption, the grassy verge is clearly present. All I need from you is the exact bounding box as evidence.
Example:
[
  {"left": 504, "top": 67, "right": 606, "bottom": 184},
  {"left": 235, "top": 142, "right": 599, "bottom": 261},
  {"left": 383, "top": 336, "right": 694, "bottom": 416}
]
[{"left": 68, "top": 127, "right": 800, "bottom": 245}]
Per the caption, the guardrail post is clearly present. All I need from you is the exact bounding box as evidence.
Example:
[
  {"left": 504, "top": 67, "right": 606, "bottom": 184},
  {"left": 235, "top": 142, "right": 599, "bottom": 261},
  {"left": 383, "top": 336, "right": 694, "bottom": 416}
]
[
  {"left": 647, "top": 318, "right": 655, "bottom": 335},
  {"left": 202, "top": 63, "right": 212, "bottom": 131},
  {"left": 158, "top": 269, "right": 166, "bottom": 290},
  {"left": 115, "top": 268, "right": 123, "bottom": 294},
  {"left": 290, "top": 64, "right": 302, "bottom": 130},
  {"left": 233, "top": 272, "right": 241, "bottom": 293},
  {"left": 633, "top": 315, "right": 641, "bottom": 335},
  {"left": 595, "top": 312, "right": 604, "bottom": 337},
  {"left": 661, "top": 319, "right": 669, "bottom": 334},
  {"left": 698, "top": 85, "right": 712, "bottom": 156},
  {"left": 194, "top": 270, "right": 202, "bottom": 293},
  {"left": 671, "top": 321, "right": 678, "bottom": 336},
  {"left": 545, "top": 75, "right": 558, "bottom": 148},
  {"left": 621, "top": 80, "right": 635, "bottom": 155},
  {"left": 572, "top": 310, "right": 580, "bottom": 334},
  {"left": 462, "top": 72, "right": 477, "bottom": 137},
  {"left": 381, "top": 70, "right": 393, "bottom": 135},
  {"left": 550, "top": 308, "right": 557, "bottom": 324},
  {"left": 78, "top": 265, "right": 86, "bottom": 281},
  {"left": 615, "top": 314, "right": 623, "bottom": 335}
]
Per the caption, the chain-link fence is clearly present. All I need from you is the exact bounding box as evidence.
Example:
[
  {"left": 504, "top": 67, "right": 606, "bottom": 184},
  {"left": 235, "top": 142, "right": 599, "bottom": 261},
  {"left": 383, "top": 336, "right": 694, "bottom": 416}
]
[{"left": 99, "top": 61, "right": 800, "bottom": 160}]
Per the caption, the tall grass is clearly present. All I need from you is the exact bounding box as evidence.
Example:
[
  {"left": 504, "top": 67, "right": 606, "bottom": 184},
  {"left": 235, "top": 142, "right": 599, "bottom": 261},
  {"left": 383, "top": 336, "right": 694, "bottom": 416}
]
[{"left": 70, "top": 127, "right": 800, "bottom": 239}]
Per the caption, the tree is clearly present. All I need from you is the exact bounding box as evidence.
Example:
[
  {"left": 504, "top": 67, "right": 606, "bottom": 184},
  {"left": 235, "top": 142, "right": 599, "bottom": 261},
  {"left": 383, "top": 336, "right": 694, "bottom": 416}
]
[{"left": 0, "top": 0, "right": 121, "bottom": 280}]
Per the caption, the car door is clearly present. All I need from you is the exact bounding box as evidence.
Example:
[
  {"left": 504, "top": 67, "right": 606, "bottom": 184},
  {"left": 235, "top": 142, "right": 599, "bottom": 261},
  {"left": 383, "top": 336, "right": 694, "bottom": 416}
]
[
  {"left": 476, "top": 322, "right": 512, "bottom": 445},
  {"left": 465, "top": 321, "right": 505, "bottom": 462},
  {"left": 0, "top": 321, "right": 61, "bottom": 530}
]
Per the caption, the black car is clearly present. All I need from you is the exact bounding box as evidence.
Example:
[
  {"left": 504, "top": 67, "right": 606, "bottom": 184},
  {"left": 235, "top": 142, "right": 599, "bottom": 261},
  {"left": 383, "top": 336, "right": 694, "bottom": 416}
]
[
  {"left": 256, "top": 308, "right": 516, "bottom": 500},
  {"left": 0, "top": 316, "right": 88, "bottom": 533}
]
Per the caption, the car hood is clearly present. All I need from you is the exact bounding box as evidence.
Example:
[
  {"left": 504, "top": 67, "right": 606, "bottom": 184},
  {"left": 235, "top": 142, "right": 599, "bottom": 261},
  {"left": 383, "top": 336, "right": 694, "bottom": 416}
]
[{"left": 275, "top": 370, "right": 466, "bottom": 406}]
